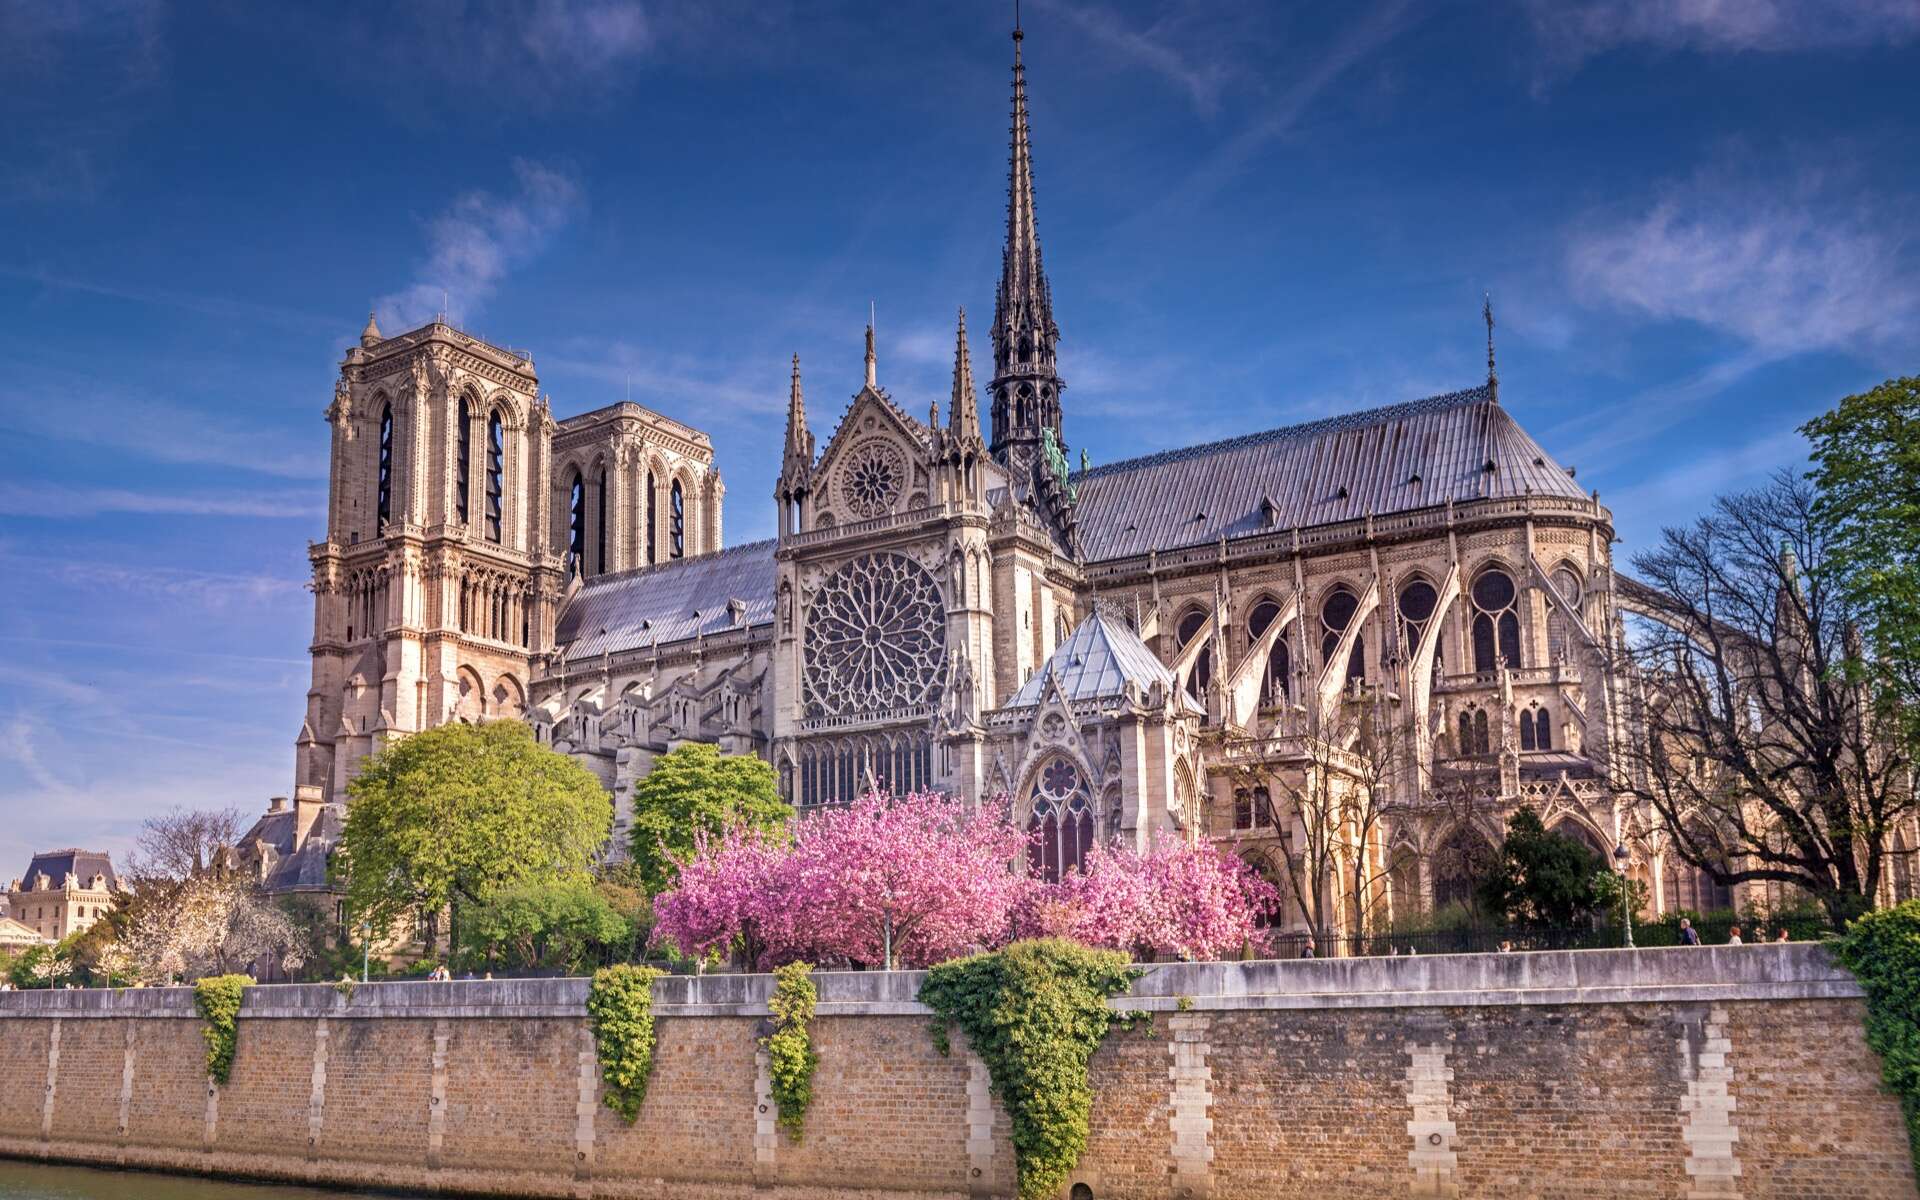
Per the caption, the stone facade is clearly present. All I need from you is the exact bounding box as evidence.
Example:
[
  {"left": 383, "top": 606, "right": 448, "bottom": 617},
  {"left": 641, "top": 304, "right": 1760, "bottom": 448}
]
[
  {"left": 0, "top": 946, "right": 1912, "bottom": 1198},
  {"left": 252, "top": 23, "right": 1920, "bottom": 931},
  {"left": 5, "top": 850, "right": 119, "bottom": 946}
]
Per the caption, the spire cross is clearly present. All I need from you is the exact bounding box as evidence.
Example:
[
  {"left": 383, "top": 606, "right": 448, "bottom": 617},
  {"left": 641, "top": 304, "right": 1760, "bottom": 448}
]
[{"left": 1483, "top": 292, "right": 1498, "bottom": 400}]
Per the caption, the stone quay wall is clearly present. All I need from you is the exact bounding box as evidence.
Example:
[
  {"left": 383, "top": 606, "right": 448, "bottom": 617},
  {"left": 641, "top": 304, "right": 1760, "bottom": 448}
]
[{"left": 0, "top": 944, "right": 1912, "bottom": 1199}]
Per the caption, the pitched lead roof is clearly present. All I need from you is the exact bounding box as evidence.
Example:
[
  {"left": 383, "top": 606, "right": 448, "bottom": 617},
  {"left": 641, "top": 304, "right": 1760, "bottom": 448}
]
[
  {"left": 555, "top": 538, "right": 777, "bottom": 662},
  {"left": 1070, "top": 385, "right": 1588, "bottom": 562},
  {"left": 1004, "top": 610, "right": 1189, "bottom": 709}
]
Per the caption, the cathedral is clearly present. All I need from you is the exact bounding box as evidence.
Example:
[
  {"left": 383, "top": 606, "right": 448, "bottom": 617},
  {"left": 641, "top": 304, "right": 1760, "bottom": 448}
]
[{"left": 249, "top": 24, "right": 1733, "bottom": 935}]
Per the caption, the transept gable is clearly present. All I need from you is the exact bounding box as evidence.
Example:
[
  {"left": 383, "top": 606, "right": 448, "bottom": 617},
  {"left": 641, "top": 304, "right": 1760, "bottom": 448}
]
[{"left": 809, "top": 387, "right": 933, "bottom": 526}]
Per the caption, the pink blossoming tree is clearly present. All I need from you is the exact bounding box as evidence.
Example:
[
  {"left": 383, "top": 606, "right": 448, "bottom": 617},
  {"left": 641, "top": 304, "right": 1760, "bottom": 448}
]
[{"left": 653, "top": 791, "right": 1277, "bottom": 970}]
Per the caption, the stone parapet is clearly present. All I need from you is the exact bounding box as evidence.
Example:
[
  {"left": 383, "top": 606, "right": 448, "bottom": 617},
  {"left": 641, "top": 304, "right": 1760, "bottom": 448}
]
[{"left": 0, "top": 943, "right": 1862, "bottom": 1021}]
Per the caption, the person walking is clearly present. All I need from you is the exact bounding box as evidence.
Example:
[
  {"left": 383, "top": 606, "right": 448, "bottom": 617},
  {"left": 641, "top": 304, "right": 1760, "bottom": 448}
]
[
  {"left": 1679, "top": 918, "right": 1701, "bottom": 946},
  {"left": 1775, "top": 927, "right": 1790, "bottom": 943},
  {"left": 1726, "top": 926, "right": 1743, "bottom": 945}
]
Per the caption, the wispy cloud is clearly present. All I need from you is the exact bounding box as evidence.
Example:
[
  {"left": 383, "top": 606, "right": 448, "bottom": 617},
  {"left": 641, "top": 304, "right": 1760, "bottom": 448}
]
[
  {"left": 1132, "top": 1, "right": 1417, "bottom": 222},
  {"left": 1037, "top": 1, "right": 1235, "bottom": 114},
  {"left": 1567, "top": 168, "right": 1918, "bottom": 360},
  {"left": 4, "top": 554, "right": 308, "bottom": 607},
  {"left": 1529, "top": 0, "right": 1920, "bottom": 70},
  {"left": 376, "top": 159, "right": 585, "bottom": 330},
  {"left": 0, "top": 483, "right": 320, "bottom": 521},
  {"left": 0, "top": 366, "right": 324, "bottom": 480},
  {"left": 1, "top": 0, "right": 167, "bottom": 202}
]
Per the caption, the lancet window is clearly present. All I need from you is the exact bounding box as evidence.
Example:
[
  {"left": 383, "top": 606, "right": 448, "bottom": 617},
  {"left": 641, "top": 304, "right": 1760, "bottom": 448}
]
[
  {"left": 1247, "top": 598, "right": 1292, "bottom": 706},
  {"left": 1470, "top": 567, "right": 1521, "bottom": 673},
  {"left": 1027, "top": 757, "right": 1093, "bottom": 883}
]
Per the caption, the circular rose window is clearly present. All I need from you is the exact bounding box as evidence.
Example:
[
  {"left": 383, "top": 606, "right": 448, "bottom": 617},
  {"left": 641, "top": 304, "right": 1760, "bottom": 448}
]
[
  {"left": 803, "top": 552, "right": 946, "bottom": 717},
  {"left": 840, "top": 440, "right": 906, "bottom": 518}
]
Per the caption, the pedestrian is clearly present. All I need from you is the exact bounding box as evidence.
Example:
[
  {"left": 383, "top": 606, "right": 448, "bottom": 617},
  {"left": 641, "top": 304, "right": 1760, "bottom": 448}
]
[
  {"left": 1679, "top": 917, "right": 1700, "bottom": 946},
  {"left": 1300, "top": 941, "right": 1315, "bottom": 959},
  {"left": 1726, "top": 926, "right": 1743, "bottom": 945},
  {"left": 1775, "top": 927, "right": 1790, "bottom": 943},
  {"left": 1498, "top": 940, "right": 1514, "bottom": 953}
]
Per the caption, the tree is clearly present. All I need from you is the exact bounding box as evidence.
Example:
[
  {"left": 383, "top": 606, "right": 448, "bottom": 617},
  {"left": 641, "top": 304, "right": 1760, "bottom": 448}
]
[
  {"left": 628, "top": 743, "right": 789, "bottom": 895},
  {"left": 1474, "top": 807, "right": 1604, "bottom": 929},
  {"left": 1020, "top": 836, "right": 1279, "bottom": 961},
  {"left": 122, "top": 871, "right": 304, "bottom": 983},
  {"left": 1257, "top": 691, "right": 1406, "bottom": 950},
  {"left": 653, "top": 791, "right": 1028, "bottom": 971},
  {"left": 125, "top": 806, "right": 244, "bottom": 885},
  {"left": 1805, "top": 377, "right": 1920, "bottom": 742},
  {"left": 340, "top": 720, "right": 612, "bottom": 958},
  {"left": 460, "top": 880, "right": 633, "bottom": 974},
  {"left": 1620, "top": 472, "right": 1916, "bottom": 926}
]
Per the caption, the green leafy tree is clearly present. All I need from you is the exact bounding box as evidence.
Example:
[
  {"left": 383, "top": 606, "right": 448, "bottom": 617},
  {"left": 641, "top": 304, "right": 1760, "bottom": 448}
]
[
  {"left": 1805, "top": 377, "right": 1920, "bottom": 739},
  {"left": 340, "top": 720, "right": 611, "bottom": 960},
  {"left": 460, "top": 880, "right": 633, "bottom": 973},
  {"left": 628, "top": 743, "right": 788, "bottom": 895},
  {"left": 1476, "top": 807, "right": 1604, "bottom": 929}
]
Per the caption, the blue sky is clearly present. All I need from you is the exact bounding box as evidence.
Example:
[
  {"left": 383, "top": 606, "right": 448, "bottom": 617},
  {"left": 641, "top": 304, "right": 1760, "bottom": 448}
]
[{"left": 2, "top": 0, "right": 1917, "bottom": 876}]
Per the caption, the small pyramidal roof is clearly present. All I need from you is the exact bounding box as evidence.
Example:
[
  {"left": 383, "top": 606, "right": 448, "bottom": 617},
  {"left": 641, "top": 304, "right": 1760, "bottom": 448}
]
[{"left": 1005, "top": 609, "right": 1189, "bottom": 709}]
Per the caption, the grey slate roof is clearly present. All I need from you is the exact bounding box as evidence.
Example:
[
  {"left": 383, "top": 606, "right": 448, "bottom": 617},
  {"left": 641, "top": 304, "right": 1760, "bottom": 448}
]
[
  {"left": 555, "top": 538, "right": 778, "bottom": 662},
  {"left": 239, "top": 807, "right": 343, "bottom": 893},
  {"left": 12, "top": 849, "right": 117, "bottom": 891},
  {"left": 1071, "top": 385, "right": 1588, "bottom": 562},
  {"left": 1004, "top": 610, "right": 1193, "bottom": 710}
]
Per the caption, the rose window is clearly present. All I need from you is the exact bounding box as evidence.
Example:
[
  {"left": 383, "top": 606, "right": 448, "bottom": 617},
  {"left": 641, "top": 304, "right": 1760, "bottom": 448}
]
[
  {"left": 803, "top": 552, "right": 946, "bottom": 717},
  {"left": 840, "top": 441, "right": 907, "bottom": 518}
]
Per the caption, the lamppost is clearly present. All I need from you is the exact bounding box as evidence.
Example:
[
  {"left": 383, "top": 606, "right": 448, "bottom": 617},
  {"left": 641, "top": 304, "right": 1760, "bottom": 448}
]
[
  {"left": 1613, "top": 843, "right": 1635, "bottom": 949},
  {"left": 359, "top": 920, "right": 372, "bottom": 983}
]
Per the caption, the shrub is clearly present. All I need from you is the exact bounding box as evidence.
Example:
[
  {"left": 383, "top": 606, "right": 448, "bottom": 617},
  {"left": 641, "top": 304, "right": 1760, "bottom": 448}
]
[
  {"left": 193, "top": 974, "right": 252, "bottom": 1085},
  {"left": 763, "top": 962, "right": 820, "bottom": 1141},
  {"left": 1830, "top": 900, "right": 1920, "bottom": 1164},
  {"left": 919, "top": 939, "right": 1142, "bottom": 1200},
  {"left": 586, "top": 964, "right": 665, "bottom": 1123}
]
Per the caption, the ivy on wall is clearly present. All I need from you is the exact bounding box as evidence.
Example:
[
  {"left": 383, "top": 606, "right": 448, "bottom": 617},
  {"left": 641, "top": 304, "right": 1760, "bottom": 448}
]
[
  {"left": 1831, "top": 900, "right": 1920, "bottom": 1164},
  {"left": 919, "top": 939, "right": 1143, "bottom": 1200},
  {"left": 763, "top": 961, "right": 821, "bottom": 1141},
  {"left": 587, "top": 964, "right": 665, "bottom": 1123},
  {"left": 192, "top": 974, "right": 252, "bottom": 1085}
]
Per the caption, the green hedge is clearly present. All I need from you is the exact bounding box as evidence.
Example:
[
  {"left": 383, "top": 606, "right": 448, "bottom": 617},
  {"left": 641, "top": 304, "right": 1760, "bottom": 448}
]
[
  {"left": 586, "top": 964, "right": 664, "bottom": 1123},
  {"left": 763, "top": 962, "right": 820, "bottom": 1142},
  {"left": 1830, "top": 900, "right": 1920, "bottom": 1165},
  {"left": 919, "top": 939, "right": 1143, "bottom": 1200},
  {"left": 193, "top": 975, "right": 252, "bottom": 1085}
]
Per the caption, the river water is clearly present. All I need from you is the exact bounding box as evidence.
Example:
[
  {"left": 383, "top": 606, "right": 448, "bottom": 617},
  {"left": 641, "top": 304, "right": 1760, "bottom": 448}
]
[{"left": 0, "top": 1161, "right": 401, "bottom": 1199}]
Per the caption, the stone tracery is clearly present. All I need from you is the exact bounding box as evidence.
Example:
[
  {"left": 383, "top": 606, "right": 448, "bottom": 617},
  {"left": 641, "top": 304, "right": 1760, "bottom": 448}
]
[{"left": 802, "top": 552, "right": 946, "bottom": 719}]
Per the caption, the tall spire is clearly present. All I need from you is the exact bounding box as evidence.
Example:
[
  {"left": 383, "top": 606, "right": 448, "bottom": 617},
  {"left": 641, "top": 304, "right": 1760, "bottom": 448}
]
[
  {"left": 1483, "top": 292, "right": 1498, "bottom": 404},
  {"left": 864, "top": 319, "right": 878, "bottom": 391},
  {"left": 989, "top": 9, "right": 1064, "bottom": 471},
  {"left": 949, "top": 308, "right": 983, "bottom": 447},
  {"left": 781, "top": 354, "right": 814, "bottom": 486}
]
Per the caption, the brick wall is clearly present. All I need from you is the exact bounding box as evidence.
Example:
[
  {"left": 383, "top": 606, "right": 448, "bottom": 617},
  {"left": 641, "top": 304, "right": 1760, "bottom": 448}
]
[{"left": 0, "top": 946, "right": 1912, "bottom": 1200}]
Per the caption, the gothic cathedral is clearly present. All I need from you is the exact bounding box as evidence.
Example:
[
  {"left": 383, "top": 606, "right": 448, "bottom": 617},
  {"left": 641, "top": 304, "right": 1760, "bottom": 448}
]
[{"left": 250, "top": 25, "right": 1736, "bottom": 934}]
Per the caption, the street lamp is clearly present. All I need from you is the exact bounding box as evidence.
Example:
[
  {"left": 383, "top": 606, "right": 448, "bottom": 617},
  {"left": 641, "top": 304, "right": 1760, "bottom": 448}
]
[
  {"left": 359, "top": 920, "right": 372, "bottom": 983},
  {"left": 1613, "top": 843, "right": 1635, "bottom": 949}
]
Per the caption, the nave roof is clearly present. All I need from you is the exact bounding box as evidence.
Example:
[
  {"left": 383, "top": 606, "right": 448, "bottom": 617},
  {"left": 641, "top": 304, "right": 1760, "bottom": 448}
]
[{"left": 1070, "top": 384, "right": 1589, "bottom": 562}]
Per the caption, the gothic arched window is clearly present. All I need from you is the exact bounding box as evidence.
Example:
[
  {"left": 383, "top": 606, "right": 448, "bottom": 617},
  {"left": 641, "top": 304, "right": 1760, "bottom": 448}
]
[
  {"left": 1320, "top": 586, "right": 1365, "bottom": 682},
  {"left": 455, "top": 405, "right": 471, "bottom": 524},
  {"left": 1247, "top": 597, "right": 1292, "bottom": 705},
  {"left": 670, "top": 478, "right": 685, "bottom": 559},
  {"left": 1397, "top": 577, "right": 1438, "bottom": 654},
  {"left": 1433, "top": 825, "right": 1494, "bottom": 911},
  {"left": 1663, "top": 852, "right": 1732, "bottom": 913},
  {"left": 1547, "top": 564, "right": 1582, "bottom": 665},
  {"left": 1456, "top": 706, "right": 1491, "bottom": 756},
  {"left": 376, "top": 402, "right": 393, "bottom": 534},
  {"left": 485, "top": 412, "right": 504, "bottom": 543},
  {"left": 595, "top": 465, "right": 608, "bottom": 574},
  {"left": 1470, "top": 567, "right": 1521, "bottom": 673},
  {"left": 1027, "top": 758, "right": 1093, "bottom": 883},
  {"left": 1519, "top": 705, "right": 1552, "bottom": 752},
  {"left": 646, "top": 470, "right": 658, "bottom": 564},
  {"left": 1177, "top": 608, "right": 1211, "bottom": 703},
  {"left": 567, "top": 471, "right": 586, "bottom": 575}
]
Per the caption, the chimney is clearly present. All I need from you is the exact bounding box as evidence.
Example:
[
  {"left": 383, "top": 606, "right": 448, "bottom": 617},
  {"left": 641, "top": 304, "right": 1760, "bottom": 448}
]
[
  {"left": 268, "top": 795, "right": 289, "bottom": 814},
  {"left": 293, "top": 784, "right": 326, "bottom": 846}
]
